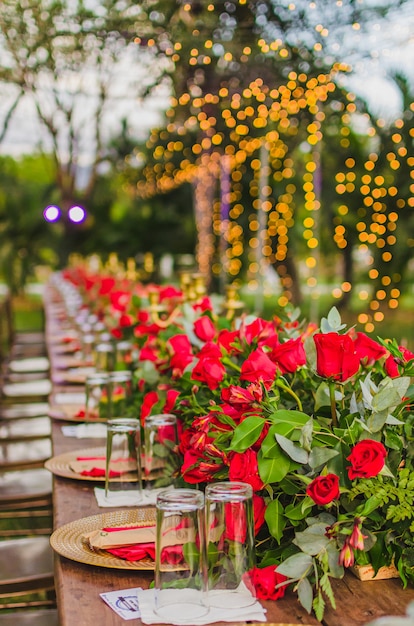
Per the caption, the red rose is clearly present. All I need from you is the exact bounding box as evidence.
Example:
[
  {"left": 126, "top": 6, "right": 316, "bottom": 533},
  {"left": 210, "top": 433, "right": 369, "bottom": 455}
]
[
  {"left": 193, "top": 296, "right": 214, "bottom": 312},
  {"left": 249, "top": 565, "right": 288, "bottom": 601},
  {"left": 314, "top": 332, "right": 360, "bottom": 382},
  {"left": 253, "top": 494, "right": 266, "bottom": 535},
  {"left": 217, "top": 329, "right": 241, "bottom": 354},
  {"left": 269, "top": 337, "right": 307, "bottom": 374},
  {"left": 385, "top": 346, "right": 414, "bottom": 378},
  {"left": 306, "top": 474, "right": 340, "bottom": 505},
  {"left": 159, "top": 285, "right": 182, "bottom": 301},
  {"left": 98, "top": 276, "right": 116, "bottom": 295},
  {"left": 140, "top": 391, "right": 159, "bottom": 424},
  {"left": 347, "top": 439, "right": 387, "bottom": 480},
  {"left": 240, "top": 348, "right": 277, "bottom": 386},
  {"left": 168, "top": 334, "right": 194, "bottom": 375},
  {"left": 164, "top": 389, "right": 180, "bottom": 414},
  {"left": 191, "top": 343, "right": 226, "bottom": 390},
  {"left": 241, "top": 318, "right": 278, "bottom": 346},
  {"left": 354, "top": 332, "right": 387, "bottom": 365},
  {"left": 224, "top": 501, "right": 248, "bottom": 543},
  {"left": 109, "top": 290, "right": 131, "bottom": 312},
  {"left": 229, "top": 449, "right": 265, "bottom": 491},
  {"left": 193, "top": 316, "right": 216, "bottom": 342},
  {"left": 181, "top": 449, "right": 222, "bottom": 484}
]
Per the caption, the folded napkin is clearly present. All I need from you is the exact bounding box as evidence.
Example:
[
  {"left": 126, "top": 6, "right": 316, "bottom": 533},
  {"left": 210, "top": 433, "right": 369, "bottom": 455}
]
[
  {"left": 61, "top": 423, "right": 107, "bottom": 438},
  {"left": 85, "top": 513, "right": 194, "bottom": 563},
  {"left": 94, "top": 485, "right": 171, "bottom": 508},
  {"left": 136, "top": 588, "right": 267, "bottom": 625},
  {"left": 69, "top": 456, "right": 136, "bottom": 477},
  {"left": 84, "top": 524, "right": 157, "bottom": 562}
]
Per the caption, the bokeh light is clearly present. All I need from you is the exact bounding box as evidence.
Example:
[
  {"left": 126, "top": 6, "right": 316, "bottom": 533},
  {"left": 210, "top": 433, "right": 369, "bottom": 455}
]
[
  {"left": 68, "top": 205, "right": 86, "bottom": 223},
  {"left": 43, "top": 205, "right": 60, "bottom": 222}
]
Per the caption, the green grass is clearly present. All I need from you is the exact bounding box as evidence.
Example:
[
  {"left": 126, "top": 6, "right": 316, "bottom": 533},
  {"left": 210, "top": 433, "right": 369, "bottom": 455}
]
[{"left": 12, "top": 294, "right": 44, "bottom": 332}]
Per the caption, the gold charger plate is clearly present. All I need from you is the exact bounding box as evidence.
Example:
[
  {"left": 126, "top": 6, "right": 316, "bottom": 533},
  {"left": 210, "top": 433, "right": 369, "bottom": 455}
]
[
  {"left": 44, "top": 446, "right": 133, "bottom": 482},
  {"left": 50, "top": 509, "right": 156, "bottom": 570}
]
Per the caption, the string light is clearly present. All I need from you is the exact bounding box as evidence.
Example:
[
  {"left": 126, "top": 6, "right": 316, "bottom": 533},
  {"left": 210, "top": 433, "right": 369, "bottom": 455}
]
[{"left": 131, "top": 19, "right": 413, "bottom": 330}]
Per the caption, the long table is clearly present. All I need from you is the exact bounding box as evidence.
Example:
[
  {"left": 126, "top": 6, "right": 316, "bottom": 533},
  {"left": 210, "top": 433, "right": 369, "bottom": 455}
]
[{"left": 45, "top": 294, "right": 414, "bottom": 626}]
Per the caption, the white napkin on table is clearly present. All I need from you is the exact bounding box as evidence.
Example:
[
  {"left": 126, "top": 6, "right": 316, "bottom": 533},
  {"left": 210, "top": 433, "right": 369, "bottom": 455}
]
[
  {"left": 136, "top": 588, "right": 267, "bottom": 625},
  {"left": 94, "top": 485, "right": 173, "bottom": 508},
  {"left": 61, "top": 423, "right": 107, "bottom": 438}
]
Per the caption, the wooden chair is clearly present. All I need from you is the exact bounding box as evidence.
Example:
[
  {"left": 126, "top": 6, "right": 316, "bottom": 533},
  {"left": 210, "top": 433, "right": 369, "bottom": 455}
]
[
  {"left": 0, "top": 379, "right": 52, "bottom": 405},
  {"left": 0, "top": 403, "right": 49, "bottom": 420},
  {"left": 0, "top": 438, "right": 52, "bottom": 471},
  {"left": 0, "top": 416, "right": 51, "bottom": 442},
  {"left": 0, "top": 468, "right": 53, "bottom": 538},
  {"left": 4, "top": 357, "right": 50, "bottom": 383},
  {"left": 0, "top": 536, "right": 55, "bottom": 610},
  {"left": 0, "top": 610, "right": 59, "bottom": 625}
]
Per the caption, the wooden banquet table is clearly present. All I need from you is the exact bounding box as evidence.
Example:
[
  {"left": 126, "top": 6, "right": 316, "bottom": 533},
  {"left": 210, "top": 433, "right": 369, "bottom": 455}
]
[{"left": 44, "top": 296, "right": 414, "bottom": 626}]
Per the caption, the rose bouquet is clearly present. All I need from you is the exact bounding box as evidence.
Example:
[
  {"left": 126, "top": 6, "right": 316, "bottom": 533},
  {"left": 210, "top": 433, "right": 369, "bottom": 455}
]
[{"left": 131, "top": 303, "right": 414, "bottom": 621}]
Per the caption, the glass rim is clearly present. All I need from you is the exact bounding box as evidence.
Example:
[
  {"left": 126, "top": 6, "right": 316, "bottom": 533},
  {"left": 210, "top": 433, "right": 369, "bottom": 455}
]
[
  {"left": 156, "top": 488, "right": 204, "bottom": 509},
  {"left": 145, "top": 413, "right": 177, "bottom": 426},
  {"left": 85, "top": 373, "right": 110, "bottom": 383},
  {"left": 205, "top": 481, "right": 253, "bottom": 500},
  {"left": 107, "top": 417, "right": 139, "bottom": 427}
]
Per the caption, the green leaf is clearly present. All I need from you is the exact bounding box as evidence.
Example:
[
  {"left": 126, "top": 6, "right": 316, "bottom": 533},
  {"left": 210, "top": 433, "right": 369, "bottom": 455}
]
[
  {"left": 314, "top": 381, "right": 331, "bottom": 410},
  {"left": 264, "top": 499, "right": 286, "bottom": 543},
  {"left": 308, "top": 446, "right": 339, "bottom": 469},
  {"left": 320, "top": 307, "right": 347, "bottom": 333},
  {"left": 261, "top": 423, "right": 301, "bottom": 456},
  {"left": 357, "top": 494, "right": 382, "bottom": 516},
  {"left": 229, "top": 416, "right": 265, "bottom": 452},
  {"left": 297, "top": 577, "right": 313, "bottom": 614},
  {"left": 326, "top": 543, "right": 344, "bottom": 578},
  {"left": 372, "top": 376, "right": 410, "bottom": 412},
  {"left": 384, "top": 429, "right": 403, "bottom": 451},
  {"left": 258, "top": 448, "right": 291, "bottom": 483},
  {"left": 261, "top": 425, "right": 283, "bottom": 457},
  {"left": 313, "top": 589, "right": 325, "bottom": 623},
  {"left": 285, "top": 499, "right": 313, "bottom": 521},
  {"left": 277, "top": 553, "right": 313, "bottom": 578},
  {"left": 293, "top": 523, "right": 330, "bottom": 555},
  {"left": 182, "top": 542, "right": 200, "bottom": 574},
  {"left": 366, "top": 410, "right": 389, "bottom": 433},
  {"left": 275, "top": 433, "right": 309, "bottom": 464},
  {"left": 268, "top": 409, "right": 311, "bottom": 428},
  {"left": 300, "top": 417, "right": 314, "bottom": 452}
]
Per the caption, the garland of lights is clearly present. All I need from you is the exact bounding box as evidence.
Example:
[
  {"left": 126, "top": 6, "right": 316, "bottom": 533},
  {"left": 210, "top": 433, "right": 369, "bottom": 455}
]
[{"left": 133, "top": 63, "right": 414, "bottom": 331}]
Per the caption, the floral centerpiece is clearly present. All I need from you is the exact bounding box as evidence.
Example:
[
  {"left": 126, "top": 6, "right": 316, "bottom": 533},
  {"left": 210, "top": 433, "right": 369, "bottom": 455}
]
[
  {"left": 129, "top": 302, "right": 414, "bottom": 621},
  {"left": 60, "top": 267, "right": 414, "bottom": 621}
]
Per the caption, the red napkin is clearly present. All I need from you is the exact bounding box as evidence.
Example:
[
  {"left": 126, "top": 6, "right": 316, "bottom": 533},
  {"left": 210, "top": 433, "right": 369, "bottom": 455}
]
[
  {"left": 102, "top": 525, "right": 156, "bottom": 562},
  {"left": 74, "top": 408, "right": 100, "bottom": 419},
  {"left": 74, "top": 456, "right": 131, "bottom": 477}
]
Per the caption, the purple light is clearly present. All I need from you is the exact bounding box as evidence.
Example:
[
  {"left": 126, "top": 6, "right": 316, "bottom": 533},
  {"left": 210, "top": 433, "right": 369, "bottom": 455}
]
[
  {"left": 68, "top": 205, "right": 86, "bottom": 223},
  {"left": 43, "top": 205, "right": 61, "bottom": 222}
]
